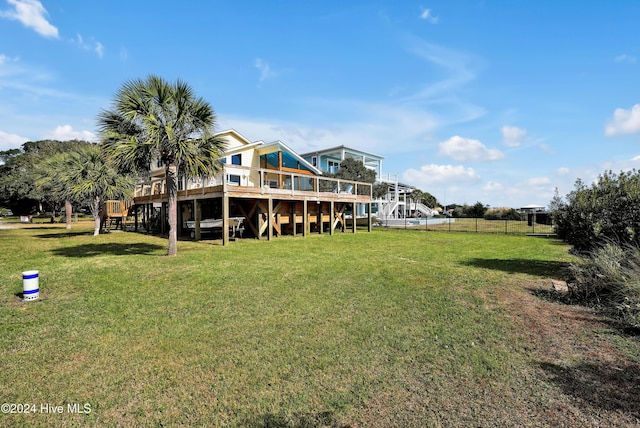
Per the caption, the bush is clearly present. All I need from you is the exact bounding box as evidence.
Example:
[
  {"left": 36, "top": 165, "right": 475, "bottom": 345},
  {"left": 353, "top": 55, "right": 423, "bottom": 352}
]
[
  {"left": 553, "top": 170, "right": 640, "bottom": 252},
  {"left": 484, "top": 208, "right": 521, "bottom": 221},
  {"left": 568, "top": 241, "right": 640, "bottom": 329}
]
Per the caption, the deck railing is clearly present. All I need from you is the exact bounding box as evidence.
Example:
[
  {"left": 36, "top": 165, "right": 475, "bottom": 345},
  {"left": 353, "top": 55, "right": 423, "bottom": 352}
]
[{"left": 134, "top": 165, "right": 372, "bottom": 200}]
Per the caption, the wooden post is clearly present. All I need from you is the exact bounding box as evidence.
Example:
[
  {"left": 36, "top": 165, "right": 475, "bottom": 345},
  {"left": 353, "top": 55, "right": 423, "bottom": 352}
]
[
  {"left": 160, "top": 203, "right": 166, "bottom": 236},
  {"left": 194, "top": 199, "right": 201, "bottom": 241},
  {"left": 177, "top": 201, "right": 183, "bottom": 238},
  {"left": 223, "top": 194, "right": 230, "bottom": 245},
  {"left": 267, "top": 197, "right": 273, "bottom": 241},
  {"left": 257, "top": 205, "right": 263, "bottom": 240},
  {"left": 368, "top": 202, "right": 372, "bottom": 232},
  {"left": 351, "top": 204, "right": 356, "bottom": 234},
  {"left": 303, "top": 199, "right": 308, "bottom": 236},
  {"left": 291, "top": 202, "right": 297, "bottom": 237},
  {"left": 317, "top": 202, "right": 323, "bottom": 234},
  {"left": 330, "top": 200, "right": 335, "bottom": 235}
]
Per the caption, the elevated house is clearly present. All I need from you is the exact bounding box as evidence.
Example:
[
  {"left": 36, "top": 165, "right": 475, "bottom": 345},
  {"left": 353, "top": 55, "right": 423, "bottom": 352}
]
[
  {"left": 300, "top": 145, "right": 384, "bottom": 177},
  {"left": 131, "top": 130, "right": 373, "bottom": 244},
  {"left": 300, "top": 146, "right": 437, "bottom": 222}
]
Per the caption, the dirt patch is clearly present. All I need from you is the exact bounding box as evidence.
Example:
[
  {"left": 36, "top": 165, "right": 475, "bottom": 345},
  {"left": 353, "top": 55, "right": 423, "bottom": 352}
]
[{"left": 500, "top": 280, "right": 640, "bottom": 427}]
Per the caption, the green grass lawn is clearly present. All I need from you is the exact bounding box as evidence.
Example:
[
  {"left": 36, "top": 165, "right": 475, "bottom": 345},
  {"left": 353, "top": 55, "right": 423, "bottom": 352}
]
[{"left": 0, "top": 225, "right": 637, "bottom": 426}]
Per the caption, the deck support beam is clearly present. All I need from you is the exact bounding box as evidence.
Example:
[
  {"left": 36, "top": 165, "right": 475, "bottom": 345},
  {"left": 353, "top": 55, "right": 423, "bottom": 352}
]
[
  {"left": 267, "top": 197, "right": 273, "bottom": 241},
  {"left": 194, "top": 199, "right": 201, "bottom": 241},
  {"left": 303, "top": 200, "right": 308, "bottom": 236},
  {"left": 291, "top": 203, "right": 297, "bottom": 236},
  {"left": 222, "top": 193, "right": 230, "bottom": 246},
  {"left": 160, "top": 203, "right": 166, "bottom": 235},
  {"left": 352, "top": 203, "right": 356, "bottom": 234},
  {"left": 330, "top": 200, "right": 335, "bottom": 235}
]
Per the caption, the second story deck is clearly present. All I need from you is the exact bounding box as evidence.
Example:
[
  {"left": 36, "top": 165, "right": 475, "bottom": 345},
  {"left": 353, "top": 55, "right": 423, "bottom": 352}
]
[{"left": 133, "top": 164, "right": 373, "bottom": 205}]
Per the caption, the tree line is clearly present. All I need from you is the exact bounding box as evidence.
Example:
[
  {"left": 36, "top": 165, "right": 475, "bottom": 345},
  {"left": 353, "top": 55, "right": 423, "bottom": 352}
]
[{"left": 1, "top": 75, "right": 226, "bottom": 255}]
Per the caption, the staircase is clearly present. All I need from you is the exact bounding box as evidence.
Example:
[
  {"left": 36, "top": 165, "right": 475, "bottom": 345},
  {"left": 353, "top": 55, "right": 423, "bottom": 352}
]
[{"left": 414, "top": 202, "right": 437, "bottom": 217}]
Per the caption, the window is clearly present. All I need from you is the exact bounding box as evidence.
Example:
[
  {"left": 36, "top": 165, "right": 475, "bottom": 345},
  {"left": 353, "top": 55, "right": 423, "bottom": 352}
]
[
  {"left": 328, "top": 160, "right": 340, "bottom": 174},
  {"left": 231, "top": 154, "right": 242, "bottom": 165},
  {"left": 227, "top": 174, "right": 241, "bottom": 186},
  {"left": 311, "top": 156, "right": 317, "bottom": 167}
]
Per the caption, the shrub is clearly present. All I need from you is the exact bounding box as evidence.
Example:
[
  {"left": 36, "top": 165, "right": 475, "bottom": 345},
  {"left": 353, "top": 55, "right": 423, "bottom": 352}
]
[
  {"left": 484, "top": 208, "right": 521, "bottom": 221},
  {"left": 553, "top": 170, "right": 640, "bottom": 252},
  {"left": 568, "top": 241, "right": 640, "bottom": 329}
]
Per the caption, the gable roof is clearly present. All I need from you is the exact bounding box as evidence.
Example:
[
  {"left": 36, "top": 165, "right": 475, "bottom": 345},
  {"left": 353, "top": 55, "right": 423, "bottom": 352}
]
[
  {"left": 214, "top": 129, "right": 323, "bottom": 175},
  {"left": 258, "top": 140, "right": 323, "bottom": 175}
]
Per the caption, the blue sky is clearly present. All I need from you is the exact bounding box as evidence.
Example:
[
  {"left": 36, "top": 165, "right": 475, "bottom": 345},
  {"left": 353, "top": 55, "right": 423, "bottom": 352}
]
[{"left": 2, "top": 1, "right": 640, "bottom": 208}]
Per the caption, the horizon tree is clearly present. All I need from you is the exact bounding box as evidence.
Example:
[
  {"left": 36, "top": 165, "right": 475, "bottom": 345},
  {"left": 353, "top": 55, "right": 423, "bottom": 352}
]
[
  {"left": 98, "top": 75, "right": 226, "bottom": 255},
  {"left": 0, "top": 140, "right": 90, "bottom": 217},
  {"left": 38, "top": 145, "right": 135, "bottom": 235}
]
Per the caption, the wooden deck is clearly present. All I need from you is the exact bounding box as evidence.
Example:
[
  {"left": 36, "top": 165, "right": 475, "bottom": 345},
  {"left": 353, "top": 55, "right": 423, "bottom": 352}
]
[{"left": 132, "top": 165, "right": 373, "bottom": 245}]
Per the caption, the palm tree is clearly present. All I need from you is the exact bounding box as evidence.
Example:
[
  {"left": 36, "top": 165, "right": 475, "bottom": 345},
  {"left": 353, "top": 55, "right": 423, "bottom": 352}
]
[
  {"left": 98, "top": 75, "right": 226, "bottom": 255},
  {"left": 39, "top": 145, "right": 135, "bottom": 235}
]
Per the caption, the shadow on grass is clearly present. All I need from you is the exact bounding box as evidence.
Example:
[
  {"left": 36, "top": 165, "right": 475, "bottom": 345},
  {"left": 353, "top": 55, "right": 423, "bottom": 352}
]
[
  {"left": 538, "top": 360, "right": 640, "bottom": 417},
  {"left": 35, "top": 230, "right": 94, "bottom": 238},
  {"left": 241, "top": 411, "right": 347, "bottom": 428},
  {"left": 51, "top": 242, "right": 165, "bottom": 258},
  {"left": 461, "top": 258, "right": 570, "bottom": 278}
]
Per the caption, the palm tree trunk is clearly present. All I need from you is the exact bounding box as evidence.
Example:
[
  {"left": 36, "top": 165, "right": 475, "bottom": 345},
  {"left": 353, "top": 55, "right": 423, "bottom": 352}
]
[
  {"left": 92, "top": 195, "right": 101, "bottom": 236},
  {"left": 166, "top": 164, "right": 178, "bottom": 256},
  {"left": 65, "top": 199, "right": 72, "bottom": 229}
]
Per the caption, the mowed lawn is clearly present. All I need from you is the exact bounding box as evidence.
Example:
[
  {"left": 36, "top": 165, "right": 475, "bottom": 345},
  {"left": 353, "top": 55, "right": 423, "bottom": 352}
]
[{"left": 1, "top": 225, "right": 638, "bottom": 427}]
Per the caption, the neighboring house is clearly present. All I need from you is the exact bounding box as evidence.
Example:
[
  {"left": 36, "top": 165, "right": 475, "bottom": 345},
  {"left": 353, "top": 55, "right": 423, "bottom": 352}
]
[
  {"left": 301, "top": 145, "right": 437, "bottom": 222},
  {"left": 300, "top": 145, "right": 384, "bottom": 178},
  {"left": 132, "top": 130, "right": 373, "bottom": 244}
]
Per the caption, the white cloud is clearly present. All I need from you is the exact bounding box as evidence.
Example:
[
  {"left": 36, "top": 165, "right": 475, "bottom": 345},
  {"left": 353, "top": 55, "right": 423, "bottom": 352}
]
[
  {"left": 438, "top": 135, "right": 504, "bottom": 162},
  {"left": 419, "top": 8, "right": 438, "bottom": 24},
  {"left": 605, "top": 104, "right": 640, "bottom": 136},
  {"left": 556, "top": 167, "right": 570, "bottom": 175},
  {"left": 71, "top": 34, "right": 104, "bottom": 58},
  {"left": 0, "top": 0, "right": 58, "bottom": 38},
  {"left": 539, "top": 143, "right": 555, "bottom": 154},
  {"left": 403, "top": 163, "right": 480, "bottom": 187},
  {"left": 483, "top": 181, "right": 504, "bottom": 191},
  {"left": 95, "top": 42, "right": 104, "bottom": 58},
  {"left": 501, "top": 125, "right": 526, "bottom": 147},
  {"left": 527, "top": 176, "right": 551, "bottom": 186},
  {"left": 255, "top": 58, "right": 278, "bottom": 83},
  {"left": 44, "top": 125, "right": 96, "bottom": 142},
  {"left": 218, "top": 98, "right": 442, "bottom": 156},
  {"left": 0, "top": 130, "right": 29, "bottom": 151},
  {"left": 402, "top": 37, "right": 482, "bottom": 102},
  {"left": 615, "top": 54, "right": 637, "bottom": 63}
]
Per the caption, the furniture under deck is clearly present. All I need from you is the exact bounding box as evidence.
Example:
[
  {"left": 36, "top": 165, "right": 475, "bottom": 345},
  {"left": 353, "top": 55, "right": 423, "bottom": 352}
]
[{"left": 132, "top": 165, "right": 373, "bottom": 245}]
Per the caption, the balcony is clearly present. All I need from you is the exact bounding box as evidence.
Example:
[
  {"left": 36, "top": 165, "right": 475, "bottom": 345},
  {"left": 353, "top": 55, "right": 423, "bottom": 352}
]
[{"left": 133, "top": 164, "right": 372, "bottom": 205}]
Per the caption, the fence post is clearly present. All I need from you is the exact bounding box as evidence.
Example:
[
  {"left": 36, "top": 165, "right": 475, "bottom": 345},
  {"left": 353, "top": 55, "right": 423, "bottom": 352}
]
[{"left": 475, "top": 217, "right": 478, "bottom": 233}]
